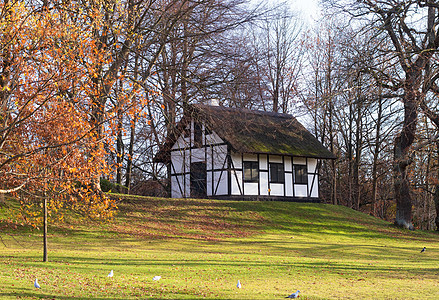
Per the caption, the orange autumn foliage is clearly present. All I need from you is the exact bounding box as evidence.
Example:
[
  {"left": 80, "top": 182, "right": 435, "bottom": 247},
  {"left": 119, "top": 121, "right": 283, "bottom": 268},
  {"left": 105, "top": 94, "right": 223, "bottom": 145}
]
[{"left": 0, "top": 1, "right": 117, "bottom": 224}]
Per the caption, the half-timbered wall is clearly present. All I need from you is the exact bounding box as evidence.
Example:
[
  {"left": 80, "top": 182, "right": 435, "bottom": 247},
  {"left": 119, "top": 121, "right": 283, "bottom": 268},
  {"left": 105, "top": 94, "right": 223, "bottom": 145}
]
[
  {"left": 170, "top": 119, "right": 229, "bottom": 198},
  {"left": 170, "top": 119, "right": 320, "bottom": 199},
  {"left": 230, "top": 151, "right": 320, "bottom": 199}
]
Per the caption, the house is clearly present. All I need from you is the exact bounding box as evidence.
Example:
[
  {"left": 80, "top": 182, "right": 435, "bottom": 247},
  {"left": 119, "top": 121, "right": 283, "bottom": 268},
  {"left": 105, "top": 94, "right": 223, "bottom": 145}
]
[{"left": 155, "top": 104, "right": 336, "bottom": 201}]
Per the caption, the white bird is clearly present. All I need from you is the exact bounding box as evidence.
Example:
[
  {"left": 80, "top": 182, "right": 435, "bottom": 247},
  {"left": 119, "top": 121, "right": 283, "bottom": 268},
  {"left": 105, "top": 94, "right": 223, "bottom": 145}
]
[
  {"left": 34, "top": 278, "right": 41, "bottom": 289},
  {"left": 153, "top": 276, "right": 161, "bottom": 281},
  {"left": 107, "top": 270, "right": 113, "bottom": 277},
  {"left": 236, "top": 280, "right": 242, "bottom": 288},
  {"left": 286, "top": 290, "right": 300, "bottom": 298}
]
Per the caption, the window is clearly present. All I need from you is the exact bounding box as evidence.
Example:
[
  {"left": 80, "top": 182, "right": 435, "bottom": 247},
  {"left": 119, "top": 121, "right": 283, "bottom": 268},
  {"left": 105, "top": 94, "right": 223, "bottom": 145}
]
[
  {"left": 294, "top": 165, "right": 308, "bottom": 184},
  {"left": 194, "top": 122, "right": 202, "bottom": 147},
  {"left": 243, "top": 161, "right": 259, "bottom": 182},
  {"left": 269, "top": 163, "right": 284, "bottom": 183}
]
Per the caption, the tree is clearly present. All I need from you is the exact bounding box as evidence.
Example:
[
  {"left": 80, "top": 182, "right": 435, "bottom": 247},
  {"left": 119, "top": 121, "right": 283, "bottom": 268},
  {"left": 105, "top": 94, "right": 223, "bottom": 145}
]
[
  {"left": 125, "top": 0, "right": 265, "bottom": 192},
  {"left": 332, "top": 0, "right": 439, "bottom": 229},
  {"left": 0, "top": 1, "right": 118, "bottom": 260},
  {"left": 251, "top": 5, "right": 303, "bottom": 113},
  {"left": 301, "top": 15, "right": 400, "bottom": 218},
  {"left": 302, "top": 18, "right": 348, "bottom": 205}
]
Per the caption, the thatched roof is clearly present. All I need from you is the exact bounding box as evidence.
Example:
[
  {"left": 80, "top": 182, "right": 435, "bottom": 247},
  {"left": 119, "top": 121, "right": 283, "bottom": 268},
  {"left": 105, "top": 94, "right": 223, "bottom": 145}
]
[{"left": 155, "top": 104, "right": 336, "bottom": 162}]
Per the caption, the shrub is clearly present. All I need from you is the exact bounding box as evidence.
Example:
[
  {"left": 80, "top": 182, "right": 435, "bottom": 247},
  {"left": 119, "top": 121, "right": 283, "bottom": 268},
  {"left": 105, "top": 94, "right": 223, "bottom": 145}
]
[{"left": 100, "top": 178, "right": 127, "bottom": 193}]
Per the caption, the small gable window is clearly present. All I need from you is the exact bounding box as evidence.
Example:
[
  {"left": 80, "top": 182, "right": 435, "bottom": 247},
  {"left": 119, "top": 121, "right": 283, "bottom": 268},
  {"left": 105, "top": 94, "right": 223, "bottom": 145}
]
[
  {"left": 294, "top": 165, "right": 308, "bottom": 184},
  {"left": 243, "top": 161, "right": 259, "bottom": 182},
  {"left": 269, "top": 163, "right": 284, "bottom": 183}
]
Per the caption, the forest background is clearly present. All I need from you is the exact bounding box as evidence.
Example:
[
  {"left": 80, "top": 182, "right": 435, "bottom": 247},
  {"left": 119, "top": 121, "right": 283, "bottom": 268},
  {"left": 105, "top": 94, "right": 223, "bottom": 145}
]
[{"left": 2, "top": 0, "right": 439, "bottom": 233}]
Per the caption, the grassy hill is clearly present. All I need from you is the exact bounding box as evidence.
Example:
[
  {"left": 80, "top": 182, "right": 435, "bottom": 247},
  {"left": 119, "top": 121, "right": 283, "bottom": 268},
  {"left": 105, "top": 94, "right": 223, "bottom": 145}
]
[{"left": 0, "top": 195, "right": 438, "bottom": 299}]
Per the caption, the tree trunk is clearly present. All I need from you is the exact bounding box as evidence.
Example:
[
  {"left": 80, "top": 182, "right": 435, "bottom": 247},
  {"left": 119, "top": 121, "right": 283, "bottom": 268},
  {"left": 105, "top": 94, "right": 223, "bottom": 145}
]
[
  {"left": 329, "top": 101, "right": 337, "bottom": 205},
  {"left": 116, "top": 108, "right": 124, "bottom": 191},
  {"left": 434, "top": 184, "right": 439, "bottom": 231},
  {"left": 43, "top": 192, "right": 48, "bottom": 262},
  {"left": 354, "top": 96, "right": 363, "bottom": 211},
  {"left": 348, "top": 101, "right": 353, "bottom": 208},
  {"left": 125, "top": 116, "right": 136, "bottom": 194},
  {"left": 393, "top": 91, "right": 418, "bottom": 230},
  {"left": 371, "top": 95, "right": 383, "bottom": 216},
  {"left": 91, "top": 96, "right": 106, "bottom": 192},
  {"left": 435, "top": 141, "right": 439, "bottom": 231},
  {"left": 393, "top": 162, "right": 413, "bottom": 230}
]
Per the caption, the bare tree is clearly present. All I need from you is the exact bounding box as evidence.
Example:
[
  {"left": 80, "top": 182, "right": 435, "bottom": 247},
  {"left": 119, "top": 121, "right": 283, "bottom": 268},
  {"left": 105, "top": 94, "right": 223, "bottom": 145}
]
[
  {"left": 247, "top": 4, "right": 303, "bottom": 113},
  {"left": 301, "top": 15, "right": 401, "bottom": 219},
  {"left": 302, "top": 18, "right": 349, "bottom": 205},
  {"left": 113, "top": 0, "right": 265, "bottom": 194},
  {"left": 329, "top": 0, "right": 439, "bottom": 229}
]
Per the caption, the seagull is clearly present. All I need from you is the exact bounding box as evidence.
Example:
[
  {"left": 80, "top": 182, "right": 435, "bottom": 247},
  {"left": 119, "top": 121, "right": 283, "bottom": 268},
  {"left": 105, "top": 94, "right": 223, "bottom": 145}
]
[
  {"left": 107, "top": 270, "right": 113, "bottom": 277},
  {"left": 153, "top": 276, "right": 161, "bottom": 281},
  {"left": 34, "top": 278, "right": 41, "bottom": 289},
  {"left": 236, "top": 280, "right": 241, "bottom": 288},
  {"left": 421, "top": 247, "right": 426, "bottom": 253},
  {"left": 286, "top": 290, "right": 300, "bottom": 298}
]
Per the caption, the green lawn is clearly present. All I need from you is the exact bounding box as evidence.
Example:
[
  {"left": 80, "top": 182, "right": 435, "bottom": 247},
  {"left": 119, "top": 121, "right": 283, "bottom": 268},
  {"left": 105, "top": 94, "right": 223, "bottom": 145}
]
[{"left": 1, "top": 195, "right": 438, "bottom": 299}]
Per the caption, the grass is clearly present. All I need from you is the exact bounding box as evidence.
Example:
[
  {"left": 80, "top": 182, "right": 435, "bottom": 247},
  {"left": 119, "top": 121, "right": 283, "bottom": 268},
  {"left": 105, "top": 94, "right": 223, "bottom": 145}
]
[{"left": 1, "top": 195, "right": 439, "bottom": 299}]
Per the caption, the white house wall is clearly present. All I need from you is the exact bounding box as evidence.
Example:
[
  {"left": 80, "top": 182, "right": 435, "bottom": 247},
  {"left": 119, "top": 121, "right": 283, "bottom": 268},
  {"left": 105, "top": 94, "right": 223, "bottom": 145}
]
[
  {"left": 260, "top": 171, "right": 269, "bottom": 195},
  {"left": 309, "top": 174, "right": 319, "bottom": 198},
  {"left": 307, "top": 158, "right": 319, "bottom": 198},
  {"left": 243, "top": 153, "right": 258, "bottom": 161},
  {"left": 169, "top": 119, "right": 322, "bottom": 200},
  {"left": 294, "top": 185, "right": 308, "bottom": 197},
  {"left": 184, "top": 149, "right": 191, "bottom": 170},
  {"left": 231, "top": 152, "right": 242, "bottom": 169},
  {"left": 229, "top": 153, "right": 320, "bottom": 199},
  {"left": 269, "top": 155, "right": 282, "bottom": 163},
  {"left": 244, "top": 182, "right": 258, "bottom": 195},
  {"left": 214, "top": 171, "right": 228, "bottom": 195},
  {"left": 206, "top": 172, "right": 213, "bottom": 196},
  {"left": 285, "top": 173, "right": 293, "bottom": 196},
  {"left": 293, "top": 157, "right": 306, "bottom": 165},
  {"left": 191, "top": 148, "right": 205, "bottom": 163},
  {"left": 171, "top": 150, "right": 185, "bottom": 174},
  {"left": 171, "top": 134, "right": 188, "bottom": 150},
  {"left": 308, "top": 158, "right": 317, "bottom": 173},
  {"left": 212, "top": 145, "right": 228, "bottom": 170},
  {"left": 284, "top": 157, "right": 292, "bottom": 172},
  {"left": 205, "top": 132, "right": 223, "bottom": 145},
  {"left": 259, "top": 155, "right": 268, "bottom": 170},
  {"left": 184, "top": 174, "right": 190, "bottom": 197},
  {"left": 171, "top": 175, "right": 183, "bottom": 198},
  {"left": 170, "top": 119, "right": 230, "bottom": 198},
  {"left": 270, "top": 183, "right": 283, "bottom": 196},
  {"left": 231, "top": 170, "right": 243, "bottom": 195}
]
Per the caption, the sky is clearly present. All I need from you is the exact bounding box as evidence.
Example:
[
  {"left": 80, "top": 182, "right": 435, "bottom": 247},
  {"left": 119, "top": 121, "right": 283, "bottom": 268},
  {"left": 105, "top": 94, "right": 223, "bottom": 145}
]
[
  {"left": 289, "top": 0, "right": 321, "bottom": 24},
  {"left": 254, "top": 0, "right": 321, "bottom": 24}
]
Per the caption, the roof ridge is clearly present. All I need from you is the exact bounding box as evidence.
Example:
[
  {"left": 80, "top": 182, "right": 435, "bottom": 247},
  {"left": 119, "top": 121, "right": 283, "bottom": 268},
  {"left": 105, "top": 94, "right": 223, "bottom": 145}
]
[{"left": 194, "top": 103, "right": 295, "bottom": 119}]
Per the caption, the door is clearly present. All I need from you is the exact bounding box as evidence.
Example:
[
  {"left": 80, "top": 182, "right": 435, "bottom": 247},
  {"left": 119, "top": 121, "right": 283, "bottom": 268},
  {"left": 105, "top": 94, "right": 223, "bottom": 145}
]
[{"left": 190, "top": 162, "right": 207, "bottom": 198}]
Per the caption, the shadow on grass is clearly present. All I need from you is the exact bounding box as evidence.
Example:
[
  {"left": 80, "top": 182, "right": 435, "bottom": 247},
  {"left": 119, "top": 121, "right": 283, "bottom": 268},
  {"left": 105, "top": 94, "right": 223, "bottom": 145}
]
[
  {"left": 4, "top": 195, "right": 438, "bottom": 246},
  {"left": 236, "top": 201, "right": 438, "bottom": 241},
  {"left": 4, "top": 196, "right": 434, "bottom": 256},
  {"left": 0, "top": 291, "right": 210, "bottom": 300},
  {"left": 103, "top": 197, "right": 438, "bottom": 244},
  {"left": 3, "top": 238, "right": 437, "bottom": 277},
  {"left": 0, "top": 290, "right": 110, "bottom": 300}
]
